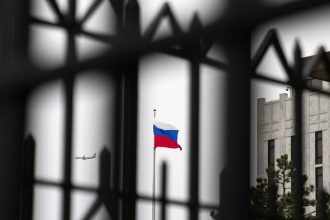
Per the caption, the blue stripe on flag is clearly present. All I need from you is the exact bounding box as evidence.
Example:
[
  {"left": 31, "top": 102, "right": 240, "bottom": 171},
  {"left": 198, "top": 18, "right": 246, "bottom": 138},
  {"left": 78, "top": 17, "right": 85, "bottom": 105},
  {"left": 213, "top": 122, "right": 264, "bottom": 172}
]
[{"left": 153, "top": 125, "right": 178, "bottom": 142}]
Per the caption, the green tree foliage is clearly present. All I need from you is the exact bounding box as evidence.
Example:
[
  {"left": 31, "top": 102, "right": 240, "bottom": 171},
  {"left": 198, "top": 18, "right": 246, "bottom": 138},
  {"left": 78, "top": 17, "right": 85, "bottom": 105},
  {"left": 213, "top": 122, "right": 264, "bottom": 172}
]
[{"left": 250, "top": 154, "right": 322, "bottom": 220}]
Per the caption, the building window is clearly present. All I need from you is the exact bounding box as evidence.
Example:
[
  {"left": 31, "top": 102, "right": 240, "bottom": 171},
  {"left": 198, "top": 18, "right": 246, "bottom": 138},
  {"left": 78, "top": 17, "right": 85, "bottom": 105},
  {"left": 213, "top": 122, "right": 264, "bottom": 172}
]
[
  {"left": 316, "top": 167, "right": 323, "bottom": 210},
  {"left": 315, "top": 131, "right": 322, "bottom": 165},
  {"left": 268, "top": 139, "right": 275, "bottom": 169}
]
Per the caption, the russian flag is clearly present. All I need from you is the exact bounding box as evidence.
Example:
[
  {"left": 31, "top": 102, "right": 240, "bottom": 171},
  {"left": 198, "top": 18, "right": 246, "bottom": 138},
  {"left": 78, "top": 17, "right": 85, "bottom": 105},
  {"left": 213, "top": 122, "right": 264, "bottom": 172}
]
[{"left": 153, "top": 121, "right": 182, "bottom": 151}]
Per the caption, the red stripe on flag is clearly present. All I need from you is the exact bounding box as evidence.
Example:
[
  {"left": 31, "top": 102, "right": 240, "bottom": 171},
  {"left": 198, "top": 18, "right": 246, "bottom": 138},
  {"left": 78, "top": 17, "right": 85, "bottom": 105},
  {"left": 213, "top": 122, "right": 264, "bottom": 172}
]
[{"left": 154, "top": 136, "right": 182, "bottom": 150}]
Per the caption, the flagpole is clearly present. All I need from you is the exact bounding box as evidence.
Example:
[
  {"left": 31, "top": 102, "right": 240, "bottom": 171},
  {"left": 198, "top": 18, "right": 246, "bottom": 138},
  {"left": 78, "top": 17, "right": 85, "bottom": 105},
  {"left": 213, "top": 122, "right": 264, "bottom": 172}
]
[{"left": 152, "top": 109, "right": 156, "bottom": 220}]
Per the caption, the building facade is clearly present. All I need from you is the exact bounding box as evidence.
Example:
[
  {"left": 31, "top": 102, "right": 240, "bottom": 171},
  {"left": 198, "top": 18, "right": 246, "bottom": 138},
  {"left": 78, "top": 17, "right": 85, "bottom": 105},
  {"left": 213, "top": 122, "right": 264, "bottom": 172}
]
[{"left": 257, "top": 79, "right": 330, "bottom": 202}]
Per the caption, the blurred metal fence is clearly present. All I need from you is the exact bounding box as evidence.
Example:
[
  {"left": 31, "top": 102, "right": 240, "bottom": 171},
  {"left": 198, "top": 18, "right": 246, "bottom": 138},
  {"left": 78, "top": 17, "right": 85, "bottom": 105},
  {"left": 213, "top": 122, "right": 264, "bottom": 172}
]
[{"left": 1, "top": 0, "right": 330, "bottom": 219}]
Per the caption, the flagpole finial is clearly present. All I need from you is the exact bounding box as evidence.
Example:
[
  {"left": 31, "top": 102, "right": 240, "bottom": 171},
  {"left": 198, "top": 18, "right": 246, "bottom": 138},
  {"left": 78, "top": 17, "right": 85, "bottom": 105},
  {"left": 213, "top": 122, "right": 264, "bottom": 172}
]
[{"left": 153, "top": 109, "right": 156, "bottom": 118}]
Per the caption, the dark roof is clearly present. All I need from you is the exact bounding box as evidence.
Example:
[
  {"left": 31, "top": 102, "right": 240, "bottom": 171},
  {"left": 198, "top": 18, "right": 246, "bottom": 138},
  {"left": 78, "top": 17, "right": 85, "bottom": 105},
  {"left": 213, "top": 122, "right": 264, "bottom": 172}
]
[{"left": 302, "top": 52, "right": 330, "bottom": 82}]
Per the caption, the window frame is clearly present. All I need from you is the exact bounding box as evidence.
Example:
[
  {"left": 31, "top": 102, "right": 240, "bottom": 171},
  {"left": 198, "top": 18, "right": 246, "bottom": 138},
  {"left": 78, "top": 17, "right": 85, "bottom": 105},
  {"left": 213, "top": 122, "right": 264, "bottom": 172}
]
[
  {"left": 268, "top": 139, "right": 275, "bottom": 169},
  {"left": 315, "top": 131, "right": 322, "bottom": 165}
]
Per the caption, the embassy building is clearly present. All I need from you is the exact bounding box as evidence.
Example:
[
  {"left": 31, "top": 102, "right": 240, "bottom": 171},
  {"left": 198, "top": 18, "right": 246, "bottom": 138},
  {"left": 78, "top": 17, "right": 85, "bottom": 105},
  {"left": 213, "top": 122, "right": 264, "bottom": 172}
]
[{"left": 257, "top": 54, "right": 330, "bottom": 205}]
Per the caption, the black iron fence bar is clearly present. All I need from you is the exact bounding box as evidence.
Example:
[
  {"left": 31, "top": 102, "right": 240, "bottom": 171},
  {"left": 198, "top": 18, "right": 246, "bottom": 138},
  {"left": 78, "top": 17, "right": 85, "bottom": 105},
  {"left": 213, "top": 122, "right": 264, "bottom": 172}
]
[
  {"left": 20, "top": 135, "right": 35, "bottom": 220},
  {"left": 62, "top": 77, "right": 74, "bottom": 220},
  {"left": 78, "top": 0, "right": 104, "bottom": 26},
  {"left": 79, "top": 30, "right": 117, "bottom": 44},
  {"left": 82, "top": 197, "right": 102, "bottom": 219},
  {"left": 62, "top": 0, "right": 77, "bottom": 219},
  {"left": 35, "top": 179, "right": 97, "bottom": 192},
  {"left": 122, "top": 0, "right": 140, "bottom": 219},
  {"left": 154, "top": 48, "right": 227, "bottom": 71},
  {"left": 137, "top": 194, "right": 219, "bottom": 210},
  {"left": 161, "top": 163, "right": 167, "bottom": 220},
  {"left": 45, "top": 0, "right": 64, "bottom": 22},
  {"left": 220, "top": 29, "right": 252, "bottom": 219},
  {"left": 110, "top": 0, "right": 125, "bottom": 217},
  {"left": 293, "top": 43, "right": 304, "bottom": 220},
  {"left": 188, "top": 14, "right": 202, "bottom": 220},
  {"left": 100, "top": 148, "right": 112, "bottom": 215},
  {"left": 29, "top": 16, "right": 63, "bottom": 28},
  {"left": 111, "top": 71, "right": 124, "bottom": 220},
  {"left": 0, "top": 0, "right": 30, "bottom": 219},
  {"left": 82, "top": 148, "right": 112, "bottom": 219}
]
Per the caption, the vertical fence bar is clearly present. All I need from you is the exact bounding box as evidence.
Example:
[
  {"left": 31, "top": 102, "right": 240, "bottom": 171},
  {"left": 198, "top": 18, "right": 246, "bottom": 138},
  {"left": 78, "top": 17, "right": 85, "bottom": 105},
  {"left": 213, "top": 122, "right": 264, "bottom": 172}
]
[
  {"left": 188, "top": 14, "right": 201, "bottom": 220},
  {"left": 293, "top": 43, "right": 303, "bottom": 220},
  {"left": 0, "top": 0, "right": 29, "bottom": 218},
  {"left": 21, "top": 135, "right": 36, "bottom": 220},
  {"left": 110, "top": 1, "right": 125, "bottom": 219},
  {"left": 100, "top": 148, "right": 112, "bottom": 215},
  {"left": 83, "top": 148, "right": 112, "bottom": 219},
  {"left": 122, "top": 0, "right": 140, "bottom": 219},
  {"left": 0, "top": 69, "right": 27, "bottom": 219},
  {"left": 62, "top": 0, "right": 77, "bottom": 219},
  {"left": 100, "top": 148, "right": 111, "bottom": 193},
  {"left": 112, "top": 71, "right": 123, "bottom": 220},
  {"left": 63, "top": 76, "right": 74, "bottom": 220},
  {"left": 161, "top": 163, "right": 167, "bottom": 220},
  {"left": 220, "top": 28, "right": 251, "bottom": 219}
]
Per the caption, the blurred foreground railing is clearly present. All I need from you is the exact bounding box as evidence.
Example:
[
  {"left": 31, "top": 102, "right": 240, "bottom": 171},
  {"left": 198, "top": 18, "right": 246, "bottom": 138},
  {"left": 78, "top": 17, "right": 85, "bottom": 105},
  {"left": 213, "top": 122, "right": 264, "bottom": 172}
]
[{"left": 1, "top": 0, "right": 330, "bottom": 219}]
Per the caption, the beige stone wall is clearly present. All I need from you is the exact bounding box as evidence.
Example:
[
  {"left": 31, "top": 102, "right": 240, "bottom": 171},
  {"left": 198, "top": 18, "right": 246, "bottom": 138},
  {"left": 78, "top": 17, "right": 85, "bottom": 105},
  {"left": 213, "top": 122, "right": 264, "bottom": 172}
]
[{"left": 257, "top": 86, "right": 330, "bottom": 203}]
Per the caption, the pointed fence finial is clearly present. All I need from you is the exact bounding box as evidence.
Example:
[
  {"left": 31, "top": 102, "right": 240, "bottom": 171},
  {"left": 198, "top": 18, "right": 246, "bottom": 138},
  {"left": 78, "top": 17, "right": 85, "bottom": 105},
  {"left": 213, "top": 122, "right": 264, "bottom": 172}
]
[
  {"left": 100, "top": 147, "right": 111, "bottom": 190},
  {"left": 22, "top": 134, "right": 36, "bottom": 220},
  {"left": 251, "top": 28, "right": 293, "bottom": 80},
  {"left": 294, "top": 40, "right": 302, "bottom": 82},
  {"left": 189, "top": 13, "right": 202, "bottom": 32},
  {"left": 125, "top": 0, "right": 139, "bottom": 12},
  {"left": 110, "top": 0, "right": 124, "bottom": 16},
  {"left": 163, "top": 3, "right": 170, "bottom": 13},
  {"left": 125, "top": 0, "right": 140, "bottom": 36},
  {"left": 160, "top": 162, "right": 168, "bottom": 220}
]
